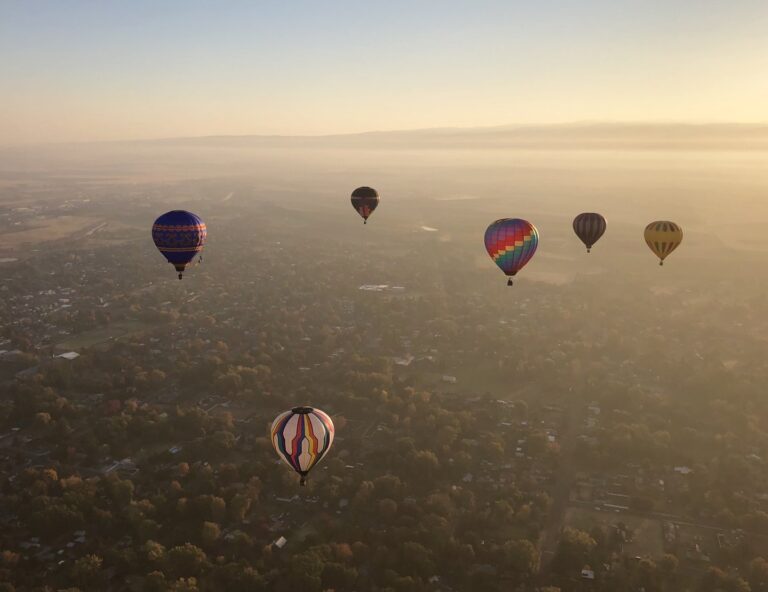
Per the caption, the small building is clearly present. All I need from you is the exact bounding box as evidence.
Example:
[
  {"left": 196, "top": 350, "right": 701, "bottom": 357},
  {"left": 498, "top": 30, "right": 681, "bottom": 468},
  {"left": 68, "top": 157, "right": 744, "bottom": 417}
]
[
  {"left": 275, "top": 495, "right": 299, "bottom": 503},
  {"left": 393, "top": 355, "right": 415, "bottom": 367},
  {"left": 273, "top": 536, "right": 287, "bottom": 549}
]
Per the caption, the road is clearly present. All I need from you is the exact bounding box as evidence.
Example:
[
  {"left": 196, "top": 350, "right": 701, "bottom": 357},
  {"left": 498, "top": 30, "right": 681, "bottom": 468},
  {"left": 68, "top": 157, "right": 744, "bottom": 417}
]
[
  {"left": 538, "top": 393, "right": 586, "bottom": 571},
  {"left": 85, "top": 221, "right": 108, "bottom": 236}
]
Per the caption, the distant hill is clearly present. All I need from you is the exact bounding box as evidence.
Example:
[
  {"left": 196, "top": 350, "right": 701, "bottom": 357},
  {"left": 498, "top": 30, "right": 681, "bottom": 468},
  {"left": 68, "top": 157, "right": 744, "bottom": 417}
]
[{"left": 147, "top": 123, "right": 768, "bottom": 151}]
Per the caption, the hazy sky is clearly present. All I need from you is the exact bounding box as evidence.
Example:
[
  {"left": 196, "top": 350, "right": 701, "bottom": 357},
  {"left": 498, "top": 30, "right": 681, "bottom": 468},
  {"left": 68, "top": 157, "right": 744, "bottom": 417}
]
[{"left": 1, "top": 0, "right": 767, "bottom": 143}]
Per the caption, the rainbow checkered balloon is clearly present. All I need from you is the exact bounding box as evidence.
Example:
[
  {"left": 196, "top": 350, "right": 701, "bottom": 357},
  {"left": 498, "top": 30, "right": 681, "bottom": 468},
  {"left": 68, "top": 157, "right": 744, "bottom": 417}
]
[{"left": 484, "top": 218, "right": 539, "bottom": 285}]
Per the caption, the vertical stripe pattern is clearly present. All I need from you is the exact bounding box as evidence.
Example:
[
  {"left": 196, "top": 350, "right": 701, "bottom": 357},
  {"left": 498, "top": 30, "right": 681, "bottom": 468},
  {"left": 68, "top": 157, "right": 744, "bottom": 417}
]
[
  {"left": 572, "top": 212, "right": 607, "bottom": 251},
  {"left": 644, "top": 220, "right": 683, "bottom": 264},
  {"left": 271, "top": 407, "right": 335, "bottom": 478}
]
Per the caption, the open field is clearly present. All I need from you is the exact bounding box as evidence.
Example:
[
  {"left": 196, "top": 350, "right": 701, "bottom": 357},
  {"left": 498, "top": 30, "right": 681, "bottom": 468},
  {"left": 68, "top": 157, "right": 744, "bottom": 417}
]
[
  {"left": 54, "top": 320, "right": 155, "bottom": 352},
  {"left": 564, "top": 506, "right": 664, "bottom": 557},
  {"left": 0, "top": 215, "right": 104, "bottom": 251},
  {"left": 412, "top": 364, "right": 553, "bottom": 403}
]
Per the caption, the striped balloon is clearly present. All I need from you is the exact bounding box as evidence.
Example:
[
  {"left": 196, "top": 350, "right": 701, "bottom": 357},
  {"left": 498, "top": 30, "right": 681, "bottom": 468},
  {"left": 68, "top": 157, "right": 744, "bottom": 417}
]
[
  {"left": 484, "top": 218, "right": 539, "bottom": 286},
  {"left": 644, "top": 221, "right": 683, "bottom": 266},
  {"left": 573, "top": 212, "right": 606, "bottom": 253},
  {"left": 152, "top": 210, "right": 207, "bottom": 279},
  {"left": 271, "top": 407, "right": 334, "bottom": 486}
]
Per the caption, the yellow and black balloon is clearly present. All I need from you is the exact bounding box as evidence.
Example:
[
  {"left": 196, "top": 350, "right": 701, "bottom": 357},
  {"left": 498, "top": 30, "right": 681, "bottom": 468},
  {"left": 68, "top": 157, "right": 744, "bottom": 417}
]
[{"left": 644, "top": 221, "right": 682, "bottom": 266}]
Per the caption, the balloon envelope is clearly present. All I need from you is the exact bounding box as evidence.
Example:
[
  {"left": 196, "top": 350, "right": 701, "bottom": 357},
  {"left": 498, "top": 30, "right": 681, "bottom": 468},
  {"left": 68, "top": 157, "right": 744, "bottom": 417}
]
[
  {"left": 152, "top": 210, "right": 206, "bottom": 279},
  {"left": 484, "top": 218, "right": 539, "bottom": 280},
  {"left": 644, "top": 220, "right": 683, "bottom": 265},
  {"left": 271, "top": 406, "right": 335, "bottom": 485},
  {"left": 351, "top": 186, "right": 379, "bottom": 223},
  {"left": 573, "top": 213, "right": 606, "bottom": 252}
]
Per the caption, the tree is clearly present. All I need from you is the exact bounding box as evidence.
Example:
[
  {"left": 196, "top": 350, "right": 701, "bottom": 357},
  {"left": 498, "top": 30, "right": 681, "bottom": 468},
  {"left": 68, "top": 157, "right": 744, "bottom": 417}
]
[
  {"left": 145, "top": 571, "right": 167, "bottom": 592},
  {"left": 213, "top": 563, "right": 265, "bottom": 592},
  {"left": 227, "top": 530, "right": 253, "bottom": 558},
  {"left": 379, "top": 498, "right": 398, "bottom": 520},
  {"left": 277, "top": 551, "right": 324, "bottom": 592},
  {"left": 201, "top": 521, "right": 221, "bottom": 547},
  {"left": 210, "top": 496, "right": 227, "bottom": 522},
  {"left": 407, "top": 449, "right": 439, "bottom": 478},
  {"left": 138, "top": 518, "right": 161, "bottom": 542},
  {"left": 750, "top": 557, "right": 768, "bottom": 591},
  {"left": 144, "top": 540, "right": 166, "bottom": 564},
  {"left": 552, "top": 528, "right": 596, "bottom": 575},
  {"left": 208, "top": 430, "right": 236, "bottom": 454},
  {"left": 108, "top": 476, "right": 134, "bottom": 507},
  {"left": 373, "top": 475, "right": 404, "bottom": 500},
  {"left": 70, "top": 554, "right": 103, "bottom": 588},
  {"left": 169, "top": 578, "right": 199, "bottom": 592},
  {"left": 27, "top": 497, "right": 84, "bottom": 537},
  {"left": 229, "top": 493, "right": 252, "bottom": 522},
  {"left": 167, "top": 543, "right": 209, "bottom": 578},
  {"left": 34, "top": 411, "right": 52, "bottom": 427},
  {"left": 659, "top": 553, "right": 679, "bottom": 583},
  {"left": 322, "top": 562, "right": 359, "bottom": 591},
  {"left": 499, "top": 539, "right": 538, "bottom": 580},
  {"left": 399, "top": 541, "right": 435, "bottom": 578},
  {"left": 698, "top": 566, "right": 751, "bottom": 592}
]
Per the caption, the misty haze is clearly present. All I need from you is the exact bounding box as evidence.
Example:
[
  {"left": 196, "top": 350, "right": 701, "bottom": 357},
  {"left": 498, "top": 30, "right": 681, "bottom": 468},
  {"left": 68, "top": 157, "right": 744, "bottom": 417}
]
[
  {"left": 3, "top": 1, "right": 768, "bottom": 591},
  {"left": 1, "top": 125, "right": 768, "bottom": 591}
]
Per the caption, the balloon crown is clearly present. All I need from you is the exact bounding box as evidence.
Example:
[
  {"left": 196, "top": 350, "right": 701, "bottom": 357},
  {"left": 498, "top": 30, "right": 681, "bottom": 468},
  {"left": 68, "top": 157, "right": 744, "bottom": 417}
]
[{"left": 291, "top": 406, "right": 314, "bottom": 414}]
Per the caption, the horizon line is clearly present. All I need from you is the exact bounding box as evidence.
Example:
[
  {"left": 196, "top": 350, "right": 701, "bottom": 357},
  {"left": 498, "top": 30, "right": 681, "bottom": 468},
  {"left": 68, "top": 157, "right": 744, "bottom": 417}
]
[{"left": 3, "top": 119, "right": 768, "bottom": 149}]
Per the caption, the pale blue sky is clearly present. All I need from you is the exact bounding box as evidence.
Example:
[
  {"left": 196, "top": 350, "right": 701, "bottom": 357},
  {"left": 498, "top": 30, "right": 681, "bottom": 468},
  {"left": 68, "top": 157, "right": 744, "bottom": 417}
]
[{"left": 1, "top": 0, "right": 767, "bottom": 143}]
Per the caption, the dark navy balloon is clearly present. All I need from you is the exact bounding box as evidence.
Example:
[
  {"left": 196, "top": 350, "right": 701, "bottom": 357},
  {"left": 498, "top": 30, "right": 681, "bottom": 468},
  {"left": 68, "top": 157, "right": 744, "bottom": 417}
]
[
  {"left": 351, "top": 186, "right": 379, "bottom": 224},
  {"left": 151, "top": 210, "right": 207, "bottom": 279},
  {"left": 573, "top": 212, "right": 606, "bottom": 253}
]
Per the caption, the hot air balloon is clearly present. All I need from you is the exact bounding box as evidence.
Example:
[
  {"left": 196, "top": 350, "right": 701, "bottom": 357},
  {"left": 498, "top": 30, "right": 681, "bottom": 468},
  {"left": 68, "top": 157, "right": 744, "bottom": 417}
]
[
  {"left": 484, "top": 218, "right": 539, "bottom": 286},
  {"left": 573, "top": 213, "right": 606, "bottom": 253},
  {"left": 151, "top": 210, "right": 207, "bottom": 279},
  {"left": 271, "top": 406, "right": 334, "bottom": 486},
  {"left": 351, "top": 186, "right": 379, "bottom": 224},
  {"left": 644, "top": 221, "right": 683, "bottom": 266}
]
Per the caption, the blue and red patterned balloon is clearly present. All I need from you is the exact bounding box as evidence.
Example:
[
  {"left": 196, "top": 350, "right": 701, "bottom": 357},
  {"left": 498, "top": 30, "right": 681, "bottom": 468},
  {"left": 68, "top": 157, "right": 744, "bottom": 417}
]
[
  {"left": 151, "top": 210, "right": 207, "bottom": 279},
  {"left": 271, "top": 406, "right": 334, "bottom": 486},
  {"left": 484, "top": 218, "right": 539, "bottom": 286}
]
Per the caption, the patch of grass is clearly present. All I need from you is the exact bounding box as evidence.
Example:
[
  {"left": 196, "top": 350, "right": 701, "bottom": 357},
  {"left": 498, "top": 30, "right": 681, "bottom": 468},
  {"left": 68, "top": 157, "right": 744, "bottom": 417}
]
[{"left": 55, "top": 320, "right": 153, "bottom": 352}]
